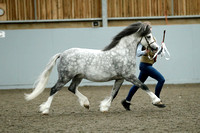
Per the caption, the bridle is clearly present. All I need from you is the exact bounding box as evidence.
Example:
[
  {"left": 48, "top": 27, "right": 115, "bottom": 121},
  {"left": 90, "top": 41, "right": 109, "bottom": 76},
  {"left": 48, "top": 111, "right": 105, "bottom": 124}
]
[
  {"left": 141, "top": 35, "right": 157, "bottom": 60},
  {"left": 137, "top": 36, "right": 156, "bottom": 60},
  {"left": 144, "top": 36, "right": 157, "bottom": 51},
  {"left": 142, "top": 30, "right": 170, "bottom": 60},
  {"left": 138, "top": 35, "right": 156, "bottom": 49},
  {"left": 138, "top": 35, "right": 156, "bottom": 50}
]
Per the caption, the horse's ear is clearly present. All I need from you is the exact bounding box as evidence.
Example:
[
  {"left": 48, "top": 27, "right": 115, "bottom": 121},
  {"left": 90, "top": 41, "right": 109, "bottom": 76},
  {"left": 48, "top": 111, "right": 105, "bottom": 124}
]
[{"left": 138, "top": 23, "right": 151, "bottom": 37}]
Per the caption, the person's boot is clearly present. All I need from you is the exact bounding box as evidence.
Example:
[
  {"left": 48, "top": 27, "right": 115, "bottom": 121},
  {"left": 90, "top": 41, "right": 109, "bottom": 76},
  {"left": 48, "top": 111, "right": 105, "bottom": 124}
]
[
  {"left": 153, "top": 101, "right": 166, "bottom": 108},
  {"left": 121, "top": 99, "right": 131, "bottom": 111}
]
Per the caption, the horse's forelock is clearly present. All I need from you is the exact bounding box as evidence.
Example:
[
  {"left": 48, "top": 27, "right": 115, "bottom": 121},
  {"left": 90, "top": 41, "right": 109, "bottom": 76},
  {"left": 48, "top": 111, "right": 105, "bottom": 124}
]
[{"left": 138, "top": 23, "right": 151, "bottom": 37}]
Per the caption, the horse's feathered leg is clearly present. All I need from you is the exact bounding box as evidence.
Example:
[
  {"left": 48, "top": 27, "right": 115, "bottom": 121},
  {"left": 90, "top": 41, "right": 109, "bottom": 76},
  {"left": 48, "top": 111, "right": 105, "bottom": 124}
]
[
  {"left": 100, "top": 79, "right": 124, "bottom": 112},
  {"left": 68, "top": 75, "right": 90, "bottom": 109},
  {"left": 39, "top": 77, "right": 71, "bottom": 114},
  {"left": 111, "top": 79, "right": 124, "bottom": 100},
  {"left": 125, "top": 75, "right": 161, "bottom": 104}
]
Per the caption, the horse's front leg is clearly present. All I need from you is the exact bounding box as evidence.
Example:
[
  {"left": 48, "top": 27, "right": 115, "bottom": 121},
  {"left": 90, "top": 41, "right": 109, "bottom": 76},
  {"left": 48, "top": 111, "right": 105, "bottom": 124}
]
[
  {"left": 100, "top": 79, "right": 124, "bottom": 112},
  {"left": 125, "top": 75, "right": 161, "bottom": 104}
]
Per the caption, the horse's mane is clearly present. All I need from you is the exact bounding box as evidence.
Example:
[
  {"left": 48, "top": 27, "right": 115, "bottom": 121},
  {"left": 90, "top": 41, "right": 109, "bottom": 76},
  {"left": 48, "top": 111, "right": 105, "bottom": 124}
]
[{"left": 102, "top": 22, "right": 151, "bottom": 51}]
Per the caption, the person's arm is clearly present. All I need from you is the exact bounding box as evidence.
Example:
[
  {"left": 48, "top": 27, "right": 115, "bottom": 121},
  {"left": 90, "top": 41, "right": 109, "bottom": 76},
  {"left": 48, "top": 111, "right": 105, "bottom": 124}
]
[{"left": 136, "top": 44, "right": 147, "bottom": 57}]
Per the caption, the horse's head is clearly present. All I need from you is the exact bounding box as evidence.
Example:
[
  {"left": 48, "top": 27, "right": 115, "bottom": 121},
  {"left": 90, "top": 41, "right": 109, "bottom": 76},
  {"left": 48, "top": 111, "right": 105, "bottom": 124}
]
[
  {"left": 138, "top": 22, "right": 159, "bottom": 51},
  {"left": 140, "top": 33, "right": 159, "bottom": 51}
]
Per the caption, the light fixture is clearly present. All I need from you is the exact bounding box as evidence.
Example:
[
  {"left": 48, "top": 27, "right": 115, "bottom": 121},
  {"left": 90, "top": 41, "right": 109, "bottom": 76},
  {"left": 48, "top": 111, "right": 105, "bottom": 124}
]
[{"left": 0, "top": 8, "right": 5, "bottom": 16}]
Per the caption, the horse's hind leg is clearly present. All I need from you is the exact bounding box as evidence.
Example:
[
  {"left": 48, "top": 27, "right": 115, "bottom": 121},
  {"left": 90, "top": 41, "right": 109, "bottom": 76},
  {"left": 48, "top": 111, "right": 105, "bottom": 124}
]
[
  {"left": 39, "top": 78, "right": 70, "bottom": 114},
  {"left": 68, "top": 75, "right": 90, "bottom": 109},
  {"left": 100, "top": 79, "right": 124, "bottom": 112}
]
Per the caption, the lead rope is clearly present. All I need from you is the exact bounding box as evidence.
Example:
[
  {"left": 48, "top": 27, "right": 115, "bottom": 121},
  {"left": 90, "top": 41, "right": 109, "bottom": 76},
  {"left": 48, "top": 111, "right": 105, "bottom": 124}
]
[
  {"left": 148, "top": 48, "right": 159, "bottom": 60},
  {"left": 148, "top": 30, "right": 170, "bottom": 60},
  {"left": 161, "top": 30, "right": 170, "bottom": 60},
  {"left": 161, "top": 43, "right": 170, "bottom": 60},
  {"left": 150, "top": 43, "right": 170, "bottom": 60}
]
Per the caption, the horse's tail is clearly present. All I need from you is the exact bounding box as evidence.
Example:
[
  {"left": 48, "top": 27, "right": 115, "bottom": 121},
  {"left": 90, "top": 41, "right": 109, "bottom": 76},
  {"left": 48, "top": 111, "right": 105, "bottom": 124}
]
[{"left": 25, "top": 53, "right": 61, "bottom": 101}]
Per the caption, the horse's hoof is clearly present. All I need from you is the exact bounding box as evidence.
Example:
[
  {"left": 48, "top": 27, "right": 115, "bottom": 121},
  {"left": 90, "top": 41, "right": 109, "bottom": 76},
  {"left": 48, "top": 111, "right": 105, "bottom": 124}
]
[
  {"left": 42, "top": 113, "right": 49, "bottom": 115},
  {"left": 41, "top": 109, "right": 49, "bottom": 115},
  {"left": 100, "top": 107, "right": 109, "bottom": 112},
  {"left": 101, "top": 111, "right": 108, "bottom": 113},
  {"left": 84, "top": 104, "right": 89, "bottom": 109}
]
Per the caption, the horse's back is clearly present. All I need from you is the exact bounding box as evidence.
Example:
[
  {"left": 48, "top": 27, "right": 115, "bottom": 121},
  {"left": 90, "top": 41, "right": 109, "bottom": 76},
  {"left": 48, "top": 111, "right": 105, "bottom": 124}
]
[
  {"left": 57, "top": 48, "right": 119, "bottom": 81},
  {"left": 58, "top": 48, "right": 102, "bottom": 73},
  {"left": 62, "top": 48, "right": 102, "bottom": 56}
]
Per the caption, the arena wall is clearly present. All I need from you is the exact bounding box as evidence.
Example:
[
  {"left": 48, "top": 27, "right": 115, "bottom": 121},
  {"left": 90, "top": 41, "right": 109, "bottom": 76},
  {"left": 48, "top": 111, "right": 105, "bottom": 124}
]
[{"left": 0, "top": 24, "right": 199, "bottom": 89}]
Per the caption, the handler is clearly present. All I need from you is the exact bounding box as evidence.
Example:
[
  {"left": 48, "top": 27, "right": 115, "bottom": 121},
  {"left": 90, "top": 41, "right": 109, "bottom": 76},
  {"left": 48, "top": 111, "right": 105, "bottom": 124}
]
[{"left": 121, "top": 28, "right": 166, "bottom": 111}]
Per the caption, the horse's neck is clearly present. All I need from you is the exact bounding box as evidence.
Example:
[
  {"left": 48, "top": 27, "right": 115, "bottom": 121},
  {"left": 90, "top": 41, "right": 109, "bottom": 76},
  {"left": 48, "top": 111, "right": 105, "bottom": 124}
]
[{"left": 113, "top": 35, "right": 140, "bottom": 57}]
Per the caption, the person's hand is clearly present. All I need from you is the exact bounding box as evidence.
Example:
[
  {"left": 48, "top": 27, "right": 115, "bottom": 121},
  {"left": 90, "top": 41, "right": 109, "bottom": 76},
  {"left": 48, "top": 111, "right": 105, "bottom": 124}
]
[
  {"left": 161, "top": 42, "right": 165, "bottom": 48},
  {"left": 146, "top": 49, "right": 149, "bottom": 53},
  {"left": 152, "top": 50, "right": 157, "bottom": 54}
]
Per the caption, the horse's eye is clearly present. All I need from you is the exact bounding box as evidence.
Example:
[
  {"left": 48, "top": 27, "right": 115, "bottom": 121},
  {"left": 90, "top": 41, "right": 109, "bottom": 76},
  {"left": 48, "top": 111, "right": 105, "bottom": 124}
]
[{"left": 146, "top": 36, "right": 151, "bottom": 39}]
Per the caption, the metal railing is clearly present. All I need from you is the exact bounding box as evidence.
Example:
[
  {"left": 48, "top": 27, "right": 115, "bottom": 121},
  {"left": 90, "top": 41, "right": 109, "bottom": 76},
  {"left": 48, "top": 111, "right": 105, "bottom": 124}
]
[{"left": 0, "top": 0, "right": 200, "bottom": 27}]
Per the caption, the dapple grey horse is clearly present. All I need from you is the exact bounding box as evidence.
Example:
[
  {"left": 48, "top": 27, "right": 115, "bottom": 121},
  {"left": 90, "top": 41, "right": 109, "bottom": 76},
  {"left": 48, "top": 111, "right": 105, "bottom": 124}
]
[{"left": 25, "top": 22, "right": 161, "bottom": 114}]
